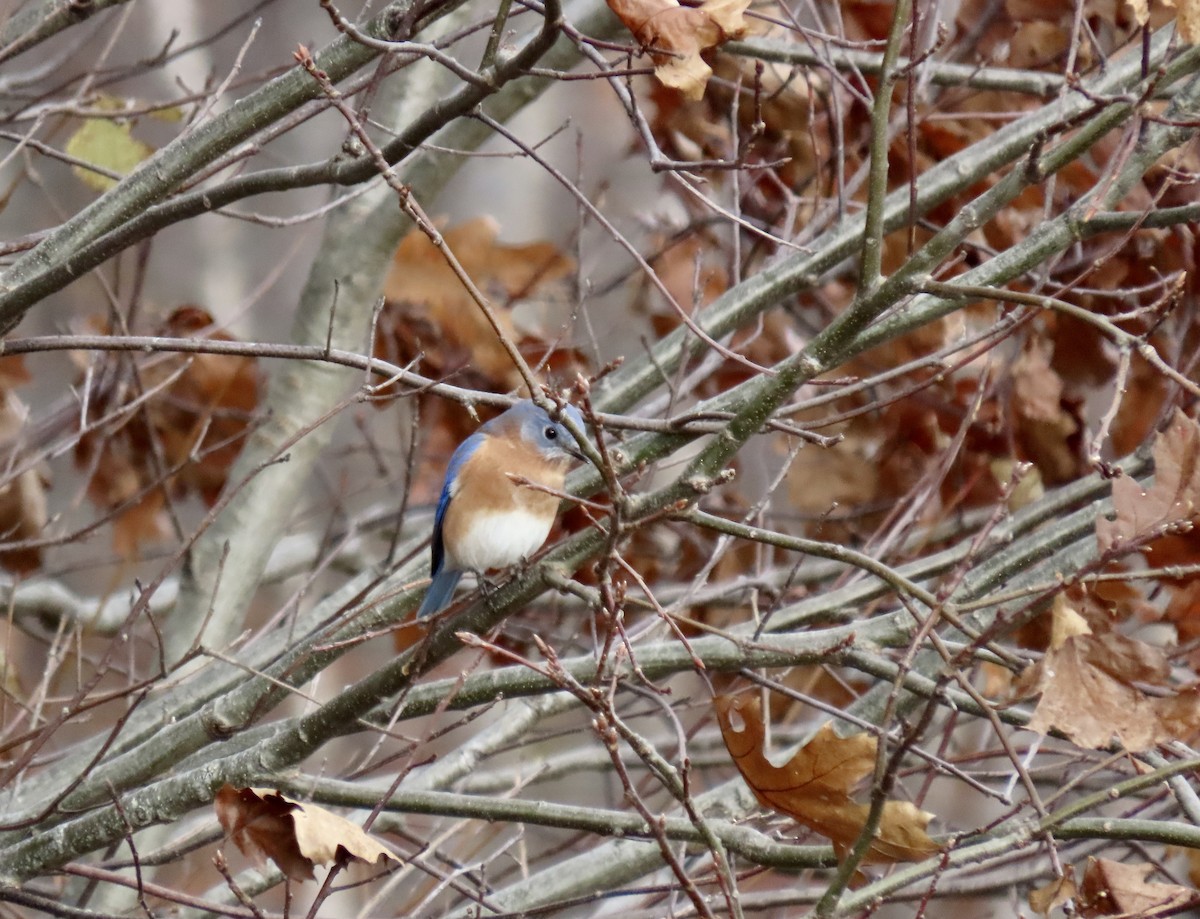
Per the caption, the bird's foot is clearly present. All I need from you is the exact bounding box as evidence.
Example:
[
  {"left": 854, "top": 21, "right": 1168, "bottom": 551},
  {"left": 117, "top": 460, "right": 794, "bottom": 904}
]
[{"left": 473, "top": 570, "right": 504, "bottom": 609}]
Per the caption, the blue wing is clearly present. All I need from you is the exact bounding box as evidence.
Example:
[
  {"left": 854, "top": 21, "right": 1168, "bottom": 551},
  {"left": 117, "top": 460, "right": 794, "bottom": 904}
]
[{"left": 419, "top": 431, "right": 484, "bottom": 618}]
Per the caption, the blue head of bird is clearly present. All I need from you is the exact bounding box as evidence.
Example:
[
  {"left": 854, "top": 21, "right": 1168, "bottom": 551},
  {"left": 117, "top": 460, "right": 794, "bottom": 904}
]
[{"left": 487, "top": 400, "right": 588, "bottom": 464}]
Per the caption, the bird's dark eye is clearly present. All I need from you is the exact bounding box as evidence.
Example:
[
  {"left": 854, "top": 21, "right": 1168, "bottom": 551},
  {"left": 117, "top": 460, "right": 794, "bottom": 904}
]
[{"left": 544, "top": 426, "right": 558, "bottom": 440}]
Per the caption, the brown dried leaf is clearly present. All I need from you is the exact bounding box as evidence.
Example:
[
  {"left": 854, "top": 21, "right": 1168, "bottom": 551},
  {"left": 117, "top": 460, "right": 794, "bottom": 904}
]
[
  {"left": 606, "top": 0, "right": 750, "bottom": 100},
  {"left": 1111, "top": 349, "right": 1170, "bottom": 456},
  {"left": 111, "top": 490, "right": 169, "bottom": 560},
  {"left": 1013, "top": 583, "right": 1113, "bottom": 653},
  {"left": 1012, "top": 337, "right": 1082, "bottom": 483},
  {"left": 1014, "top": 338, "right": 1066, "bottom": 423},
  {"left": 715, "top": 695, "right": 939, "bottom": 864},
  {"left": 149, "top": 307, "right": 261, "bottom": 505},
  {"left": 1015, "top": 631, "right": 1200, "bottom": 750},
  {"left": 1048, "top": 593, "right": 1093, "bottom": 648},
  {"left": 0, "top": 466, "right": 48, "bottom": 576},
  {"left": 991, "top": 457, "right": 1045, "bottom": 512},
  {"left": 786, "top": 430, "right": 879, "bottom": 515},
  {"left": 1096, "top": 409, "right": 1200, "bottom": 555},
  {"left": 647, "top": 46, "right": 822, "bottom": 203},
  {"left": 75, "top": 306, "right": 260, "bottom": 558},
  {"left": 643, "top": 234, "right": 728, "bottom": 327},
  {"left": 1184, "top": 847, "right": 1200, "bottom": 888},
  {"left": 1164, "top": 579, "right": 1200, "bottom": 646},
  {"left": 0, "top": 366, "right": 46, "bottom": 575},
  {"left": 0, "top": 355, "right": 30, "bottom": 390},
  {"left": 1137, "top": 0, "right": 1200, "bottom": 40},
  {"left": 1126, "top": 0, "right": 1151, "bottom": 23},
  {"left": 1029, "top": 868, "right": 1078, "bottom": 915},
  {"left": 1010, "top": 21, "right": 1070, "bottom": 66},
  {"left": 215, "top": 785, "right": 395, "bottom": 882},
  {"left": 382, "top": 218, "right": 573, "bottom": 387},
  {"left": 1078, "top": 857, "right": 1199, "bottom": 917}
]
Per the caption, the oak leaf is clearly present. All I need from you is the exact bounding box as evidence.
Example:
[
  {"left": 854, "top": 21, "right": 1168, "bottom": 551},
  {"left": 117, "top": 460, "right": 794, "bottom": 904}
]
[
  {"left": 1096, "top": 409, "right": 1200, "bottom": 555},
  {"left": 1077, "top": 857, "right": 1199, "bottom": 916},
  {"left": 715, "top": 694, "right": 939, "bottom": 864},
  {"left": 1015, "top": 629, "right": 1200, "bottom": 750},
  {"left": 607, "top": 0, "right": 750, "bottom": 100},
  {"left": 215, "top": 785, "right": 396, "bottom": 882}
]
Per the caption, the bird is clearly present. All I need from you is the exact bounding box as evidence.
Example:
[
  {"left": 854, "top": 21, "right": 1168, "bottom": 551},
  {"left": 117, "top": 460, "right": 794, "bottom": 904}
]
[{"left": 416, "top": 399, "right": 588, "bottom": 618}]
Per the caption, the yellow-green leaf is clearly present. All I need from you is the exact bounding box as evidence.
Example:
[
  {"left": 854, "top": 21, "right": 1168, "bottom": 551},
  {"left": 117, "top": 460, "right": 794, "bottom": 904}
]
[
  {"left": 64, "top": 118, "right": 154, "bottom": 192},
  {"left": 150, "top": 105, "right": 184, "bottom": 123}
]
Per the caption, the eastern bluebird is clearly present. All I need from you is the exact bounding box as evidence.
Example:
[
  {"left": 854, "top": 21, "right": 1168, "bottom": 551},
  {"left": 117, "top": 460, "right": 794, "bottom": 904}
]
[{"left": 417, "top": 399, "right": 588, "bottom": 618}]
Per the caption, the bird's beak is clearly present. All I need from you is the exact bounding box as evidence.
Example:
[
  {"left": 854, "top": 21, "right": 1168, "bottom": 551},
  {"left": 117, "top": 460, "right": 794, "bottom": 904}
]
[{"left": 563, "top": 442, "right": 587, "bottom": 463}]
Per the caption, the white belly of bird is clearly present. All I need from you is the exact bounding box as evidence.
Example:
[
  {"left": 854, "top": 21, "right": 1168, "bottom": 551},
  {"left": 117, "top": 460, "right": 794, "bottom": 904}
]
[{"left": 451, "top": 508, "right": 554, "bottom": 572}]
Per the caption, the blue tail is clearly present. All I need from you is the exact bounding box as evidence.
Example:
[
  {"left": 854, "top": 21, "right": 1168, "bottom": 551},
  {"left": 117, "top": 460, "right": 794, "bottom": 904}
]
[{"left": 417, "top": 568, "right": 462, "bottom": 619}]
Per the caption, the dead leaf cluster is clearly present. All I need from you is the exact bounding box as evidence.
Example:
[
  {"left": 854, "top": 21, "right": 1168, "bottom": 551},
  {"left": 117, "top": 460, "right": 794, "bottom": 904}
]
[
  {"left": 74, "top": 306, "right": 261, "bottom": 558},
  {"left": 606, "top": 0, "right": 751, "bottom": 100},
  {"left": 380, "top": 217, "right": 575, "bottom": 390}
]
